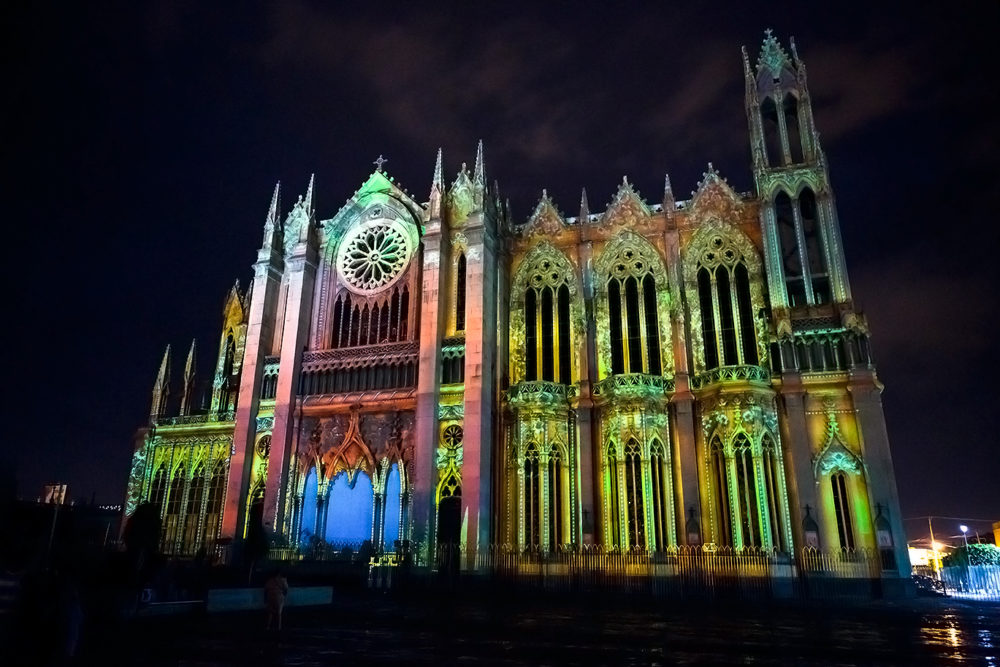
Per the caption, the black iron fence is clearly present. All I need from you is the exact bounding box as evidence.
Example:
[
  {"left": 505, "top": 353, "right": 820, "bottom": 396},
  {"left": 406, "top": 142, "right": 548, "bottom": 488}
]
[
  {"left": 940, "top": 564, "right": 1000, "bottom": 601},
  {"left": 352, "top": 545, "right": 889, "bottom": 601}
]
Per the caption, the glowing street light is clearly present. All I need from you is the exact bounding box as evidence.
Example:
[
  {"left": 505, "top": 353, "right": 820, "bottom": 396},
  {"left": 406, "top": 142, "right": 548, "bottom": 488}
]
[{"left": 959, "top": 525, "right": 969, "bottom": 549}]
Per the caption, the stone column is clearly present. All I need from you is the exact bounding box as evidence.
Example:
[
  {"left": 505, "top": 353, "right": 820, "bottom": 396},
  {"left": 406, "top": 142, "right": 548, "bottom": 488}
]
[
  {"left": 413, "top": 227, "right": 446, "bottom": 558},
  {"left": 222, "top": 246, "right": 282, "bottom": 541},
  {"left": 265, "top": 246, "right": 317, "bottom": 534},
  {"left": 463, "top": 220, "right": 498, "bottom": 554},
  {"left": 849, "top": 370, "right": 910, "bottom": 575},
  {"left": 576, "top": 241, "right": 597, "bottom": 544},
  {"left": 664, "top": 224, "right": 702, "bottom": 545},
  {"left": 777, "top": 372, "right": 818, "bottom": 551}
]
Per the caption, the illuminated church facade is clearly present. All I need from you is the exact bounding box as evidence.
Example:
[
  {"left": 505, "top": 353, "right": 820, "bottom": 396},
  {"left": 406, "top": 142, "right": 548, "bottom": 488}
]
[{"left": 125, "top": 32, "right": 910, "bottom": 574}]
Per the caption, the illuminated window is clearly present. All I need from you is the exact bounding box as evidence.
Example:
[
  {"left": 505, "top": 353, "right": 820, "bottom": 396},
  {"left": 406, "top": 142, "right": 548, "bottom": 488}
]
[
  {"left": 733, "top": 436, "right": 761, "bottom": 548},
  {"left": 831, "top": 472, "right": 856, "bottom": 550},
  {"left": 524, "top": 263, "right": 572, "bottom": 384},
  {"left": 524, "top": 442, "right": 541, "bottom": 548},
  {"left": 624, "top": 439, "right": 646, "bottom": 549},
  {"left": 605, "top": 442, "right": 621, "bottom": 547},
  {"left": 183, "top": 467, "right": 205, "bottom": 553},
  {"left": 605, "top": 250, "right": 662, "bottom": 376},
  {"left": 332, "top": 285, "right": 409, "bottom": 349},
  {"left": 202, "top": 461, "right": 226, "bottom": 549},
  {"left": 649, "top": 439, "right": 670, "bottom": 551},
  {"left": 547, "top": 444, "right": 564, "bottom": 551},
  {"left": 163, "top": 465, "right": 186, "bottom": 553},
  {"left": 695, "top": 235, "right": 760, "bottom": 370},
  {"left": 762, "top": 436, "right": 786, "bottom": 551},
  {"left": 710, "top": 437, "right": 732, "bottom": 547}
]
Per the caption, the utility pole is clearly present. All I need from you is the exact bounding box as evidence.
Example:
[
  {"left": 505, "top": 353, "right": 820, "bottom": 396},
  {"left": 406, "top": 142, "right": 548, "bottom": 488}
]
[{"left": 928, "top": 516, "right": 939, "bottom": 578}]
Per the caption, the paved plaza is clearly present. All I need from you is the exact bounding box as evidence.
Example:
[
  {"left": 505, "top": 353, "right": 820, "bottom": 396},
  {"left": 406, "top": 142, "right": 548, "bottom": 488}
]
[{"left": 111, "top": 594, "right": 1000, "bottom": 666}]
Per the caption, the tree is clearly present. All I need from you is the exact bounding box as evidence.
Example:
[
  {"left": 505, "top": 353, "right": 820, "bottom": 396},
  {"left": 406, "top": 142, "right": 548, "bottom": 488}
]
[{"left": 943, "top": 543, "right": 1000, "bottom": 567}]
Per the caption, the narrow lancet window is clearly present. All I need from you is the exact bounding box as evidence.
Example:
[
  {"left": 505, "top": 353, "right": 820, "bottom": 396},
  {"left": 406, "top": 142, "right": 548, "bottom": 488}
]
[
  {"left": 784, "top": 93, "right": 803, "bottom": 163},
  {"left": 525, "top": 288, "right": 537, "bottom": 381},
  {"left": 624, "top": 439, "right": 645, "bottom": 549},
  {"left": 608, "top": 279, "right": 625, "bottom": 375},
  {"left": 832, "top": 472, "right": 856, "bottom": 550},
  {"left": 455, "top": 253, "right": 467, "bottom": 332},
  {"left": 557, "top": 285, "right": 571, "bottom": 385},
  {"left": 698, "top": 268, "right": 719, "bottom": 370}
]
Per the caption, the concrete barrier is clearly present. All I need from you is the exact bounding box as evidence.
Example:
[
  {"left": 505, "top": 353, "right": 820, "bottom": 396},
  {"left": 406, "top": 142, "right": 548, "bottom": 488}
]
[{"left": 206, "top": 586, "right": 333, "bottom": 613}]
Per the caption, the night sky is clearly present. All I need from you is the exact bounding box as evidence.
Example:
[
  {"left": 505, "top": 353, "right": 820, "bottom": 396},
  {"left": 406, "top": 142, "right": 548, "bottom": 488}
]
[{"left": 7, "top": 3, "right": 998, "bottom": 540}]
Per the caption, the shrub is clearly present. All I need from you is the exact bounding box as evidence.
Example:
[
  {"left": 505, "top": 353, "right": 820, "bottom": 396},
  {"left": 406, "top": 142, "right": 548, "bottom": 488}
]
[{"left": 943, "top": 543, "right": 1000, "bottom": 567}]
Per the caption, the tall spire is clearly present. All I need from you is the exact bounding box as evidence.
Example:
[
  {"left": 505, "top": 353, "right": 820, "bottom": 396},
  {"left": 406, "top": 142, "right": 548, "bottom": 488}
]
[
  {"left": 150, "top": 344, "right": 171, "bottom": 421},
  {"left": 262, "top": 182, "right": 282, "bottom": 251},
  {"left": 473, "top": 140, "right": 486, "bottom": 210},
  {"left": 283, "top": 174, "right": 316, "bottom": 250},
  {"left": 663, "top": 173, "right": 674, "bottom": 213},
  {"left": 433, "top": 147, "right": 444, "bottom": 190},
  {"left": 266, "top": 182, "right": 281, "bottom": 229},
  {"left": 429, "top": 148, "right": 444, "bottom": 221},
  {"left": 181, "top": 339, "right": 197, "bottom": 416},
  {"left": 183, "top": 339, "right": 196, "bottom": 383},
  {"left": 579, "top": 188, "right": 590, "bottom": 220},
  {"left": 473, "top": 140, "right": 485, "bottom": 188},
  {"left": 303, "top": 173, "right": 315, "bottom": 217}
]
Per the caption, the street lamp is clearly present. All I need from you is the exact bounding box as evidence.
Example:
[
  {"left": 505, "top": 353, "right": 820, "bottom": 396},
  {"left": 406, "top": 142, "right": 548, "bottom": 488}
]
[{"left": 959, "top": 525, "right": 969, "bottom": 549}]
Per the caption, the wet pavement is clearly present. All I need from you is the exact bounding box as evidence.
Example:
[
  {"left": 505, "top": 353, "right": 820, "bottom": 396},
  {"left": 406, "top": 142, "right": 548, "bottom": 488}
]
[{"left": 122, "top": 594, "right": 999, "bottom": 665}]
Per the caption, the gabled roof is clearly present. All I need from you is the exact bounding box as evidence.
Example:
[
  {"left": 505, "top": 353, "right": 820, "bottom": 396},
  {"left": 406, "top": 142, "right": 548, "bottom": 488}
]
[
  {"left": 756, "top": 28, "right": 794, "bottom": 76},
  {"left": 600, "top": 177, "right": 651, "bottom": 227},
  {"left": 521, "top": 190, "right": 567, "bottom": 237},
  {"left": 323, "top": 168, "right": 425, "bottom": 235}
]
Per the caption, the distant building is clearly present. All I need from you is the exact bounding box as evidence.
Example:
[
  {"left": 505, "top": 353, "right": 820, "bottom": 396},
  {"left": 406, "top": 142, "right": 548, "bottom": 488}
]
[
  {"left": 123, "top": 31, "right": 910, "bottom": 582},
  {"left": 41, "top": 484, "right": 68, "bottom": 505}
]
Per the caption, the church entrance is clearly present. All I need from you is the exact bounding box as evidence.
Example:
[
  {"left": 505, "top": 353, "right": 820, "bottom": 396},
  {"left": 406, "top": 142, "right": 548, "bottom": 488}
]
[
  {"left": 436, "top": 490, "right": 462, "bottom": 578},
  {"left": 437, "top": 493, "right": 462, "bottom": 546}
]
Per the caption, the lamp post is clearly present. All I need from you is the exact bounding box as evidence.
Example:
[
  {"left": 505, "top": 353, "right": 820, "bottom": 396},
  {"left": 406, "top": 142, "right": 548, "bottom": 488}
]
[{"left": 959, "top": 524, "right": 969, "bottom": 549}]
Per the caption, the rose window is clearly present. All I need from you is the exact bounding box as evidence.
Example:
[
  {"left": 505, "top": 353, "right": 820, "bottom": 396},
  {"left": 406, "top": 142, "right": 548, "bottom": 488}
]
[
  {"left": 443, "top": 425, "right": 464, "bottom": 448},
  {"left": 337, "top": 220, "right": 412, "bottom": 293}
]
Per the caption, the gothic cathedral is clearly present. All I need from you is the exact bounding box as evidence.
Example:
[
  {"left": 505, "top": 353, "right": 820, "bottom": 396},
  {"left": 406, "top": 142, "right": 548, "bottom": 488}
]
[{"left": 125, "top": 32, "right": 910, "bottom": 578}]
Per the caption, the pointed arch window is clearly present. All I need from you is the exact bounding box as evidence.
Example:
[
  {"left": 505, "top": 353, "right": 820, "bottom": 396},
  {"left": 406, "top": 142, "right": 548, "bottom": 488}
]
[
  {"left": 694, "top": 235, "right": 760, "bottom": 370},
  {"left": 183, "top": 466, "right": 205, "bottom": 553},
  {"left": 163, "top": 466, "right": 186, "bottom": 553},
  {"left": 762, "top": 435, "right": 786, "bottom": 551},
  {"left": 520, "top": 256, "right": 573, "bottom": 384},
  {"left": 831, "top": 472, "right": 856, "bottom": 550},
  {"left": 783, "top": 93, "right": 803, "bottom": 164},
  {"left": 332, "top": 284, "right": 410, "bottom": 349},
  {"left": 733, "top": 436, "right": 761, "bottom": 548},
  {"left": 649, "top": 439, "right": 671, "bottom": 551},
  {"left": 623, "top": 439, "right": 646, "bottom": 549},
  {"left": 455, "top": 253, "right": 467, "bottom": 333},
  {"left": 604, "top": 249, "right": 662, "bottom": 376},
  {"left": 710, "top": 437, "right": 732, "bottom": 547},
  {"left": 547, "top": 444, "right": 565, "bottom": 551},
  {"left": 148, "top": 465, "right": 167, "bottom": 513},
  {"left": 605, "top": 442, "right": 622, "bottom": 548},
  {"left": 799, "top": 189, "right": 829, "bottom": 303},
  {"left": 523, "top": 442, "right": 541, "bottom": 548},
  {"left": 203, "top": 461, "right": 227, "bottom": 549},
  {"left": 761, "top": 96, "right": 783, "bottom": 167},
  {"left": 775, "top": 188, "right": 829, "bottom": 307}
]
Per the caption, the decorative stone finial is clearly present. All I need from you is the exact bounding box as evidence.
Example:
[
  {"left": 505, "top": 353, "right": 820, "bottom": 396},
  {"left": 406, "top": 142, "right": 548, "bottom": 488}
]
[{"left": 373, "top": 154, "right": 388, "bottom": 172}]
